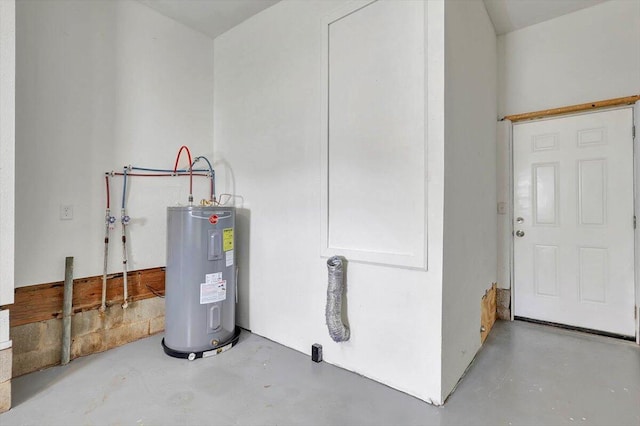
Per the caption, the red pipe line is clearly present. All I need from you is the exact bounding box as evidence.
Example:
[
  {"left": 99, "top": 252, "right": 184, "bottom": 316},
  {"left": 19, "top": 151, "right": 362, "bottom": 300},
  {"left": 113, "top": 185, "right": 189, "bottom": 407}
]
[{"left": 173, "top": 145, "right": 193, "bottom": 196}]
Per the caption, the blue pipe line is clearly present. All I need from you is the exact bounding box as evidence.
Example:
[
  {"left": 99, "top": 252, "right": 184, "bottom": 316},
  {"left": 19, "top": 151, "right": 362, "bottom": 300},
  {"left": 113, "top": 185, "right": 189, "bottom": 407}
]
[
  {"left": 121, "top": 156, "right": 216, "bottom": 206},
  {"left": 130, "top": 166, "right": 209, "bottom": 173},
  {"left": 191, "top": 156, "right": 214, "bottom": 174},
  {"left": 191, "top": 156, "right": 216, "bottom": 199}
]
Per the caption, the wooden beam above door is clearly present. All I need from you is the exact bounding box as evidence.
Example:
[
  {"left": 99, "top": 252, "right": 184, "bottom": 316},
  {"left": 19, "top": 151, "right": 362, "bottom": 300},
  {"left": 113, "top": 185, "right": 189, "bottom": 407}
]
[{"left": 503, "top": 95, "right": 640, "bottom": 122}]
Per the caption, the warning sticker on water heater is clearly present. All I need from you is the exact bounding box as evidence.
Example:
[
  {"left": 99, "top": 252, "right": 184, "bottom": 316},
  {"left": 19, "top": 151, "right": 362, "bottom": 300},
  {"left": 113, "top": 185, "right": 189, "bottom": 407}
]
[
  {"left": 226, "top": 250, "right": 234, "bottom": 267},
  {"left": 223, "top": 228, "right": 234, "bottom": 251},
  {"left": 200, "top": 279, "right": 226, "bottom": 304}
]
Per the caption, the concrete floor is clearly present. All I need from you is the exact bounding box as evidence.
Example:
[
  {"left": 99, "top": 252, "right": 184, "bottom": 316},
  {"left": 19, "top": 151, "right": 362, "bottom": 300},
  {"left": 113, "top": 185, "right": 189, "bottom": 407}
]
[{"left": 1, "top": 320, "right": 639, "bottom": 426}]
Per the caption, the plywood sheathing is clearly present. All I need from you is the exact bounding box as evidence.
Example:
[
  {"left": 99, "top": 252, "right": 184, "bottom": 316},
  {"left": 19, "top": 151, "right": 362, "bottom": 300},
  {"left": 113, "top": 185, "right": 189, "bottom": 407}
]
[
  {"left": 2, "top": 267, "right": 165, "bottom": 327},
  {"left": 481, "top": 283, "right": 497, "bottom": 343}
]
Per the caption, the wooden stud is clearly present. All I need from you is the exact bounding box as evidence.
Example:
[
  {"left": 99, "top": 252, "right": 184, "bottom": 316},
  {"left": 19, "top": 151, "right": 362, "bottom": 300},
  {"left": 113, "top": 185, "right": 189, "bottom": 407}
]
[{"left": 503, "top": 95, "right": 640, "bottom": 122}]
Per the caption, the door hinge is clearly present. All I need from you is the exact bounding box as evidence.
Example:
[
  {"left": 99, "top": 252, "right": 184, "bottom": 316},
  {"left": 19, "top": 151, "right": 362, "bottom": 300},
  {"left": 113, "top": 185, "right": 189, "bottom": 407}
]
[
  {"left": 633, "top": 125, "right": 636, "bottom": 140},
  {"left": 634, "top": 216, "right": 637, "bottom": 229},
  {"left": 635, "top": 305, "right": 637, "bottom": 320}
]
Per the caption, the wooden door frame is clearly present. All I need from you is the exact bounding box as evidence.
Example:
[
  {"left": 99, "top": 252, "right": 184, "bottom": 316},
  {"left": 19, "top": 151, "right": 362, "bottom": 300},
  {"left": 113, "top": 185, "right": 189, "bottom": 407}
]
[
  {"left": 634, "top": 102, "right": 640, "bottom": 344},
  {"left": 505, "top": 102, "right": 640, "bottom": 343}
]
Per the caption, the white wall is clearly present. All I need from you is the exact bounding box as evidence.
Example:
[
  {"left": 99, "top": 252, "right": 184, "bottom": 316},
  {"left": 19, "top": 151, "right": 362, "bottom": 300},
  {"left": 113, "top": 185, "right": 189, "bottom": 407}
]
[
  {"left": 0, "top": 0, "right": 15, "bottom": 349},
  {"left": 498, "top": 0, "right": 640, "bottom": 117},
  {"left": 496, "top": 0, "right": 640, "bottom": 292},
  {"left": 214, "top": 0, "right": 446, "bottom": 404},
  {"left": 441, "top": 0, "right": 497, "bottom": 400},
  {"left": 0, "top": 0, "right": 15, "bottom": 306},
  {"left": 15, "top": 0, "right": 214, "bottom": 287}
]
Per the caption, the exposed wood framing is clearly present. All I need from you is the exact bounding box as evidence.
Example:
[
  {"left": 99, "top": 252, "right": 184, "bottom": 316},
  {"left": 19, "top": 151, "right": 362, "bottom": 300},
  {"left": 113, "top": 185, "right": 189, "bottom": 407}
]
[
  {"left": 1, "top": 267, "right": 165, "bottom": 327},
  {"left": 480, "top": 283, "right": 497, "bottom": 344},
  {"left": 503, "top": 95, "right": 640, "bottom": 122}
]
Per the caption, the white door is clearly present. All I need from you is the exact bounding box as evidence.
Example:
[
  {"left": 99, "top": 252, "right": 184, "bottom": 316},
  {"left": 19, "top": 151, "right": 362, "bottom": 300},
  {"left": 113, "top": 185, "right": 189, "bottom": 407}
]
[{"left": 513, "top": 108, "right": 636, "bottom": 337}]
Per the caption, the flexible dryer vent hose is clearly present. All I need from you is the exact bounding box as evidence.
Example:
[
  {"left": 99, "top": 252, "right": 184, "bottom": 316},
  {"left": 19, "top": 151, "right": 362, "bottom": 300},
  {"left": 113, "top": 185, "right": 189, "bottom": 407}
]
[{"left": 326, "top": 256, "right": 350, "bottom": 342}]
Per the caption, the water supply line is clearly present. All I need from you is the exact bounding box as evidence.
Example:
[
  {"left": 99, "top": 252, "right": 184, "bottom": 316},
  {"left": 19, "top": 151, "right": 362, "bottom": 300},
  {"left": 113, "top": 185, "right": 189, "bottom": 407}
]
[
  {"left": 61, "top": 256, "right": 74, "bottom": 365},
  {"left": 191, "top": 156, "right": 216, "bottom": 202},
  {"left": 121, "top": 167, "right": 130, "bottom": 309},
  {"left": 173, "top": 145, "right": 193, "bottom": 205},
  {"left": 100, "top": 174, "right": 115, "bottom": 313},
  {"left": 99, "top": 147, "right": 216, "bottom": 310},
  {"left": 326, "top": 256, "right": 350, "bottom": 342}
]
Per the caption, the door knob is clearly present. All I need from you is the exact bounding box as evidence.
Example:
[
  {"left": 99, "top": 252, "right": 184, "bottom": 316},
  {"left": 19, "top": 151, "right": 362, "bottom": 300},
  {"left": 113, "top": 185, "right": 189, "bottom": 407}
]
[{"left": 515, "top": 230, "right": 525, "bottom": 237}]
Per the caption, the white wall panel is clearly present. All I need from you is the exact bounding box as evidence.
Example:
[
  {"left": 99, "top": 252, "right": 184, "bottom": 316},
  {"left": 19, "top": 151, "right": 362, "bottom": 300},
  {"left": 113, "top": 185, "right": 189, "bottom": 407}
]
[{"left": 321, "top": 0, "right": 426, "bottom": 268}]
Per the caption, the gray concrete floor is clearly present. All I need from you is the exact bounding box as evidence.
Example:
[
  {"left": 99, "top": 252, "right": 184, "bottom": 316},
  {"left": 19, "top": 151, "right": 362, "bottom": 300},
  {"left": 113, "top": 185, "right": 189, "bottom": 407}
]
[{"left": 1, "top": 320, "right": 639, "bottom": 426}]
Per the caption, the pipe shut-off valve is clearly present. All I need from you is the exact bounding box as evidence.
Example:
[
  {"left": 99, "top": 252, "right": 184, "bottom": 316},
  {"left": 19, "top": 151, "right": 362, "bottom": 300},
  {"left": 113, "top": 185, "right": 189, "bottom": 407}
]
[{"left": 107, "top": 215, "right": 116, "bottom": 230}]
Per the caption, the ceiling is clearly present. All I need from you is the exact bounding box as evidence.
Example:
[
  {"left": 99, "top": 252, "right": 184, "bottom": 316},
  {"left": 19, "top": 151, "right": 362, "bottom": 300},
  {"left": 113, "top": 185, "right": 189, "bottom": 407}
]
[
  {"left": 139, "top": 0, "right": 610, "bottom": 39},
  {"left": 483, "top": 0, "right": 609, "bottom": 35},
  {"left": 138, "top": 0, "right": 280, "bottom": 39}
]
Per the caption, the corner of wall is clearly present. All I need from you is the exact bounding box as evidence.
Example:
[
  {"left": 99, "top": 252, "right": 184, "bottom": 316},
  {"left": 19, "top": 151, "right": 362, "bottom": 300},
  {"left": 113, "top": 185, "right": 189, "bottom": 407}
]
[
  {"left": 0, "top": 0, "right": 15, "bottom": 306},
  {"left": 441, "top": 0, "right": 498, "bottom": 401}
]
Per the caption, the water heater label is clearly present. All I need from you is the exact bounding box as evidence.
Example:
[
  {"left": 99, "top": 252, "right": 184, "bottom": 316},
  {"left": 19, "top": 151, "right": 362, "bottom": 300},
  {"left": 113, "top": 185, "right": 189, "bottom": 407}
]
[
  {"left": 200, "top": 279, "right": 226, "bottom": 304},
  {"left": 226, "top": 250, "right": 234, "bottom": 267},
  {"left": 223, "top": 228, "right": 234, "bottom": 251},
  {"left": 205, "top": 272, "right": 222, "bottom": 284}
]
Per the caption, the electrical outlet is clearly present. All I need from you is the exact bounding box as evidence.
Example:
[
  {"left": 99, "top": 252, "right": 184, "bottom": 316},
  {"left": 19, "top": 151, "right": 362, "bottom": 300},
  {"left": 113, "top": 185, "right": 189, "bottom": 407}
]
[{"left": 60, "top": 204, "right": 73, "bottom": 220}]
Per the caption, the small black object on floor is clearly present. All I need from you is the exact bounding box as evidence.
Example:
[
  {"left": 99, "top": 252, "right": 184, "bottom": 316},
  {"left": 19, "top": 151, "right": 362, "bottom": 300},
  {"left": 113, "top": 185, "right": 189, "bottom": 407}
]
[{"left": 312, "top": 343, "right": 323, "bottom": 362}]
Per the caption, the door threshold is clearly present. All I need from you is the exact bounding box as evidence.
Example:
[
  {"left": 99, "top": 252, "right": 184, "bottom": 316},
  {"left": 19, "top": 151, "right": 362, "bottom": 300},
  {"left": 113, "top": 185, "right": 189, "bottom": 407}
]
[{"left": 514, "top": 317, "right": 636, "bottom": 342}]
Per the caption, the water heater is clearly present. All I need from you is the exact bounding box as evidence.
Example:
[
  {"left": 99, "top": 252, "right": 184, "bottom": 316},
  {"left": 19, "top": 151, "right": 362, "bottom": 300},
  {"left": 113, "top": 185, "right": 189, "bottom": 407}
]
[{"left": 162, "top": 206, "right": 240, "bottom": 360}]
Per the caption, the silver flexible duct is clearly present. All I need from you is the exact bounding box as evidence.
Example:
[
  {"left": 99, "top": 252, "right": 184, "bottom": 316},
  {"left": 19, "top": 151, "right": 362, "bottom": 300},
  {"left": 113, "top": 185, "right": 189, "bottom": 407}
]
[{"left": 326, "top": 256, "right": 350, "bottom": 342}]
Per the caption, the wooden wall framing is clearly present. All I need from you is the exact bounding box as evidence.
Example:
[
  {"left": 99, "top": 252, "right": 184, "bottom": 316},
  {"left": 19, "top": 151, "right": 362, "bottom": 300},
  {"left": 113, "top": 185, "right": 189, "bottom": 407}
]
[{"left": 1, "top": 267, "right": 165, "bottom": 327}]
